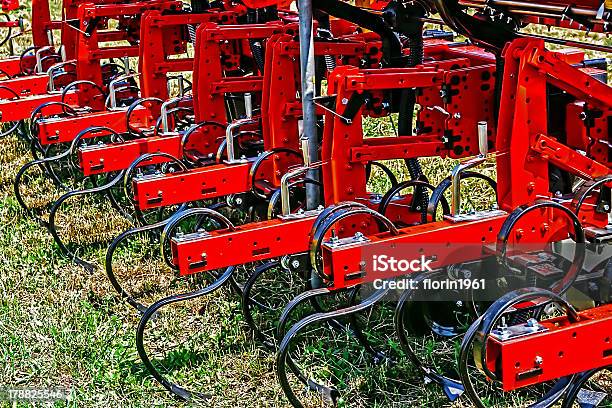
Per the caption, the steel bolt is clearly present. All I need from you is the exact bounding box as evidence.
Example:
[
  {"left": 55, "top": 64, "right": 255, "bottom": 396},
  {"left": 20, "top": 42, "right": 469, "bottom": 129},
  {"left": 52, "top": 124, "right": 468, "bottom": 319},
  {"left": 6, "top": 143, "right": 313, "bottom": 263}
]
[
  {"left": 527, "top": 182, "right": 536, "bottom": 192},
  {"left": 515, "top": 228, "right": 524, "bottom": 239}
]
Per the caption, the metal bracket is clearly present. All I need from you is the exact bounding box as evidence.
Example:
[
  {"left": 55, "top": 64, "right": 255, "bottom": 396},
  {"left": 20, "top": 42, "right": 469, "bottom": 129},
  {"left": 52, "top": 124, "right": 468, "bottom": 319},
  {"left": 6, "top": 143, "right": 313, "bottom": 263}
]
[
  {"left": 313, "top": 94, "right": 353, "bottom": 124},
  {"left": 489, "top": 318, "right": 549, "bottom": 341},
  {"left": 324, "top": 232, "right": 371, "bottom": 249},
  {"left": 444, "top": 209, "right": 507, "bottom": 223},
  {"left": 277, "top": 208, "right": 322, "bottom": 221},
  {"left": 224, "top": 118, "right": 258, "bottom": 165}
]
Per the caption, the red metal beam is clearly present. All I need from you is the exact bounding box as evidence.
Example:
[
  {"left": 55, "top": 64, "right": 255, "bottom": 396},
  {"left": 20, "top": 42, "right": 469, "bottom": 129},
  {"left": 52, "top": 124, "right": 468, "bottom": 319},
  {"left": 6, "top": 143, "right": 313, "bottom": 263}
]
[
  {"left": 36, "top": 107, "right": 151, "bottom": 145},
  {"left": 78, "top": 134, "right": 182, "bottom": 176},
  {"left": 0, "top": 92, "right": 79, "bottom": 122},
  {"left": 171, "top": 214, "right": 318, "bottom": 274},
  {"left": 351, "top": 136, "right": 446, "bottom": 162},
  {"left": 0, "top": 57, "right": 28, "bottom": 77},
  {"left": 133, "top": 163, "right": 252, "bottom": 209},
  {"left": 0, "top": 75, "right": 50, "bottom": 97},
  {"left": 487, "top": 303, "right": 612, "bottom": 392}
]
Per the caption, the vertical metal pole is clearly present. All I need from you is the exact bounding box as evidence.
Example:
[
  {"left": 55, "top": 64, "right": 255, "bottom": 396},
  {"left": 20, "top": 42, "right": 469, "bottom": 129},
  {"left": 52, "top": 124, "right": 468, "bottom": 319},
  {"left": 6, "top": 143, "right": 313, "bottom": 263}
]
[
  {"left": 298, "top": 0, "right": 320, "bottom": 210},
  {"left": 299, "top": 0, "right": 323, "bottom": 290}
]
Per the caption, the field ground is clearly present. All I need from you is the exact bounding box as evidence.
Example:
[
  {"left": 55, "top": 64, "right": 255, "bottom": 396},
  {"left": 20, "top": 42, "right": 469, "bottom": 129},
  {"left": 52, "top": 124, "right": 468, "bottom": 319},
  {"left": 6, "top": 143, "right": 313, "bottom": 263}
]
[{"left": 0, "top": 1, "right": 610, "bottom": 408}]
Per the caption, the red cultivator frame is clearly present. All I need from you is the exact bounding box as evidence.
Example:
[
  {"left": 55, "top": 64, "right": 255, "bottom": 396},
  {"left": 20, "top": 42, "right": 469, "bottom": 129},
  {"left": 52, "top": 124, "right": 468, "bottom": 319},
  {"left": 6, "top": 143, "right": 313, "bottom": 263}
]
[{"left": 5, "top": 0, "right": 611, "bottom": 406}]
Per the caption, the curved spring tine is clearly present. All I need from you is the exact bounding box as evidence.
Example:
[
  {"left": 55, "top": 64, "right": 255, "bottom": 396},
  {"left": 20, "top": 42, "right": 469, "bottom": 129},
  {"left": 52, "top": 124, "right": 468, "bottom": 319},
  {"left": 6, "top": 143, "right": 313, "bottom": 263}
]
[
  {"left": 275, "top": 284, "right": 358, "bottom": 382},
  {"left": 14, "top": 125, "right": 118, "bottom": 215},
  {"left": 122, "top": 153, "right": 188, "bottom": 227},
  {"left": 29, "top": 101, "right": 79, "bottom": 137},
  {"left": 60, "top": 79, "right": 106, "bottom": 108},
  {"left": 277, "top": 287, "right": 333, "bottom": 340},
  {"left": 561, "top": 366, "right": 611, "bottom": 408},
  {"left": 125, "top": 97, "right": 164, "bottom": 139},
  {"left": 393, "top": 276, "right": 464, "bottom": 401},
  {"left": 0, "top": 86, "right": 21, "bottom": 141},
  {"left": 136, "top": 265, "right": 236, "bottom": 401},
  {"left": 241, "top": 260, "right": 284, "bottom": 348},
  {"left": 276, "top": 286, "right": 390, "bottom": 408},
  {"left": 0, "top": 119, "right": 22, "bottom": 138},
  {"left": 19, "top": 46, "right": 39, "bottom": 75},
  {"left": 105, "top": 181, "right": 137, "bottom": 223},
  {"left": 13, "top": 146, "right": 76, "bottom": 215},
  {"left": 0, "top": 85, "right": 19, "bottom": 100},
  {"left": 345, "top": 286, "right": 390, "bottom": 364},
  {"left": 249, "top": 148, "right": 303, "bottom": 200},
  {"left": 47, "top": 170, "right": 126, "bottom": 271},
  {"left": 16, "top": 121, "right": 35, "bottom": 145},
  {"left": 13, "top": 136, "right": 79, "bottom": 224},
  {"left": 366, "top": 161, "right": 399, "bottom": 188},
  {"left": 105, "top": 218, "right": 170, "bottom": 313}
]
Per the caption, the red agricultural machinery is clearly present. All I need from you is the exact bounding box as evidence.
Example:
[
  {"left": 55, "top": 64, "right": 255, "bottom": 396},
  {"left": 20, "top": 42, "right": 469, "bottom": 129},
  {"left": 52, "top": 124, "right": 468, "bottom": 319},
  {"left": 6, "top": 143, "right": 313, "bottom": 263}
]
[{"left": 4, "top": 0, "right": 611, "bottom": 406}]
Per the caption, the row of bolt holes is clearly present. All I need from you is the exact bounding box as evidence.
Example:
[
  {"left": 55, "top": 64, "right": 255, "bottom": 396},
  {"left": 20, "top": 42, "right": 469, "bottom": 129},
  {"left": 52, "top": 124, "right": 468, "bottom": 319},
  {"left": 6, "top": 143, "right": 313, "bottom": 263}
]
[{"left": 514, "top": 335, "right": 611, "bottom": 368}]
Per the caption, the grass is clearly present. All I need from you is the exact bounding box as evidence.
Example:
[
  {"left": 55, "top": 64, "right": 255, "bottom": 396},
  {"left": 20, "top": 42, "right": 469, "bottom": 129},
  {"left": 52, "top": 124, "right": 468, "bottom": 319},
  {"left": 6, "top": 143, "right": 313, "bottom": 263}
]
[{"left": 0, "top": 1, "right": 610, "bottom": 408}]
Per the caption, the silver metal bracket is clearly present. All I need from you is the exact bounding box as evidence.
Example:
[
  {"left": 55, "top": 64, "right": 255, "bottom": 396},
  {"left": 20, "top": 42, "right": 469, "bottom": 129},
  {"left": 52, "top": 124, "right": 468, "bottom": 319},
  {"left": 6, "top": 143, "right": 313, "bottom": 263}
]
[
  {"left": 277, "top": 208, "right": 322, "bottom": 221},
  {"left": 444, "top": 209, "right": 507, "bottom": 223},
  {"left": 172, "top": 230, "right": 211, "bottom": 243},
  {"left": 323, "top": 232, "right": 371, "bottom": 249},
  {"left": 489, "top": 318, "right": 549, "bottom": 341}
]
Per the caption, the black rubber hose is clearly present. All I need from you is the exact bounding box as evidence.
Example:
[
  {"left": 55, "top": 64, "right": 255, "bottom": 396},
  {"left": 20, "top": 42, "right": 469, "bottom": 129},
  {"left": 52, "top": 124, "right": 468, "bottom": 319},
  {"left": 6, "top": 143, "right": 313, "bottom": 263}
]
[{"left": 312, "top": 0, "right": 402, "bottom": 66}]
